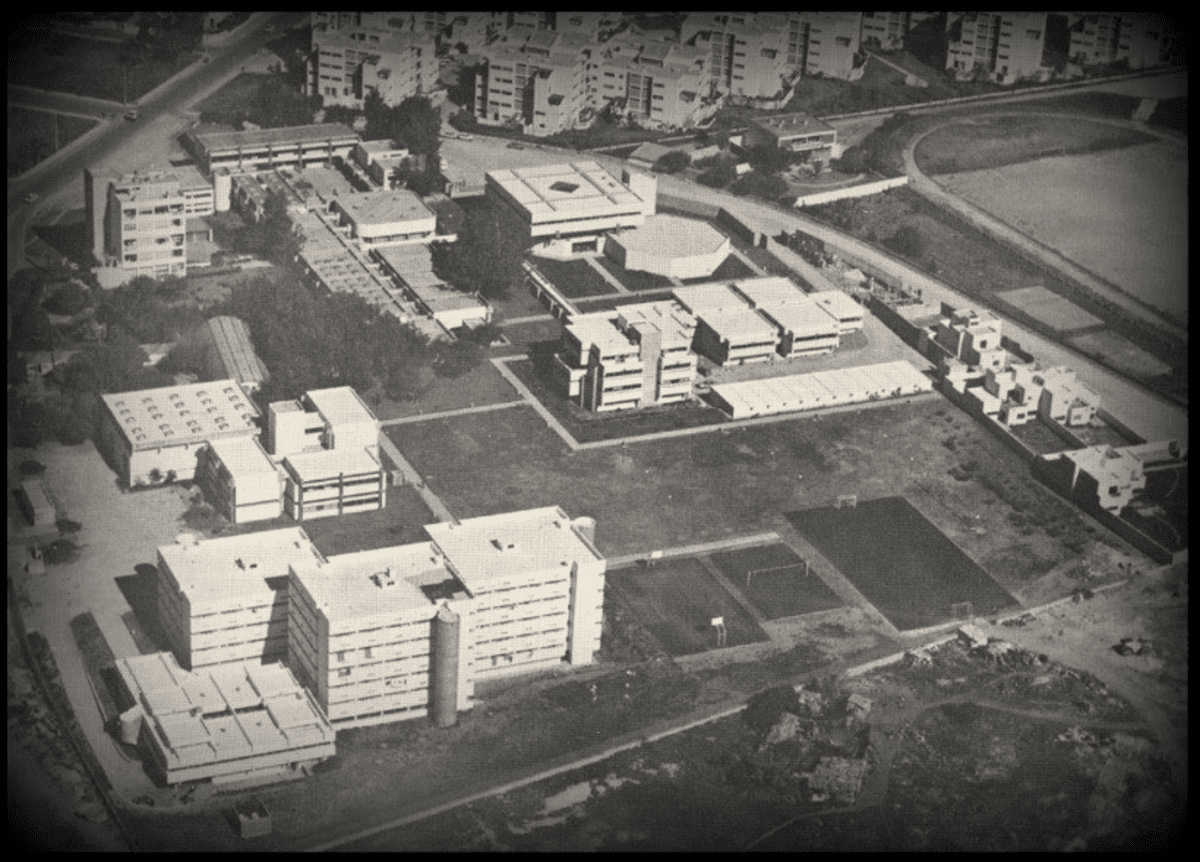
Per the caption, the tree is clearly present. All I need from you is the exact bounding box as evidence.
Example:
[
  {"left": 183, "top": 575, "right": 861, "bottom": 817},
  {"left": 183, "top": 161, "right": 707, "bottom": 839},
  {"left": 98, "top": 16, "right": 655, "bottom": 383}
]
[
  {"left": 696, "top": 159, "right": 737, "bottom": 188},
  {"left": 321, "top": 103, "right": 361, "bottom": 127},
  {"left": 432, "top": 339, "right": 482, "bottom": 378},
  {"left": 61, "top": 328, "right": 150, "bottom": 394},
  {"left": 430, "top": 203, "right": 519, "bottom": 299},
  {"left": 391, "top": 96, "right": 442, "bottom": 158},
  {"left": 885, "top": 225, "right": 927, "bottom": 260},
  {"left": 651, "top": 150, "right": 691, "bottom": 174},
  {"left": 729, "top": 170, "right": 789, "bottom": 201},
  {"left": 42, "top": 282, "right": 92, "bottom": 317},
  {"left": 747, "top": 144, "right": 791, "bottom": 175}
]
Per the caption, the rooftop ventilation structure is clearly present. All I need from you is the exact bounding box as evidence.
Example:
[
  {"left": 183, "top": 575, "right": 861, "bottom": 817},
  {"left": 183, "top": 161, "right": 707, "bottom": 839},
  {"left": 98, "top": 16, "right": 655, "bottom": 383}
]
[
  {"left": 550, "top": 181, "right": 580, "bottom": 193},
  {"left": 372, "top": 568, "right": 396, "bottom": 588}
]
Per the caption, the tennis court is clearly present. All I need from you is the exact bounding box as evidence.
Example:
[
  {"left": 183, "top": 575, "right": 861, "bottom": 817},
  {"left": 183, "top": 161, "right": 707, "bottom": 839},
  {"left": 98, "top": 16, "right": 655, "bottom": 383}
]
[
  {"left": 707, "top": 543, "right": 844, "bottom": 621},
  {"left": 786, "top": 497, "right": 1019, "bottom": 631},
  {"left": 608, "top": 558, "right": 769, "bottom": 656}
]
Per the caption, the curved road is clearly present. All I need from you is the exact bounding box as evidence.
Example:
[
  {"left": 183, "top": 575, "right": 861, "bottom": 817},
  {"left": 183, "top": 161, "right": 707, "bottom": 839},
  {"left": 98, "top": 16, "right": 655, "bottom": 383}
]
[{"left": 902, "top": 112, "right": 1187, "bottom": 343}]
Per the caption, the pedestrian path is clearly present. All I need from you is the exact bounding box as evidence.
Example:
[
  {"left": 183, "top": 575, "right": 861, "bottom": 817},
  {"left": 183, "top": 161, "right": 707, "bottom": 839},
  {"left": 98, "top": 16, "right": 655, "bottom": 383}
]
[
  {"left": 606, "top": 531, "right": 780, "bottom": 569},
  {"left": 489, "top": 357, "right": 582, "bottom": 451},
  {"left": 379, "top": 400, "right": 525, "bottom": 427},
  {"left": 584, "top": 255, "right": 631, "bottom": 294}
]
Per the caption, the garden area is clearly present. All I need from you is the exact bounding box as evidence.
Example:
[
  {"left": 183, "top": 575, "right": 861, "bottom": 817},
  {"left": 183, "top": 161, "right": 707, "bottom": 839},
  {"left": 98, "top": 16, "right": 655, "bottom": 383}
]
[{"left": 525, "top": 257, "right": 617, "bottom": 299}]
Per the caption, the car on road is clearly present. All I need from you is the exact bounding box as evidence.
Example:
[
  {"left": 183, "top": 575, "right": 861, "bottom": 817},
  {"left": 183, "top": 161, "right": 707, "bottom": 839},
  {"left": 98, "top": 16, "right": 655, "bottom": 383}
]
[
  {"left": 124, "top": 109, "right": 140, "bottom": 121},
  {"left": 24, "top": 192, "right": 40, "bottom": 204},
  {"left": 457, "top": 133, "right": 473, "bottom": 141},
  {"left": 506, "top": 141, "right": 525, "bottom": 150}
]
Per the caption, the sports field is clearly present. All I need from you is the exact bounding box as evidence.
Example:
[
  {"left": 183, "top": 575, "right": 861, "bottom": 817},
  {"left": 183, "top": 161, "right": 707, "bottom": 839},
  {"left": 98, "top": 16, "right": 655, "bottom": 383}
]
[
  {"left": 786, "top": 497, "right": 1019, "bottom": 631},
  {"left": 708, "top": 543, "right": 844, "bottom": 621},
  {"left": 608, "top": 558, "right": 769, "bottom": 656},
  {"left": 936, "top": 141, "right": 1188, "bottom": 320}
]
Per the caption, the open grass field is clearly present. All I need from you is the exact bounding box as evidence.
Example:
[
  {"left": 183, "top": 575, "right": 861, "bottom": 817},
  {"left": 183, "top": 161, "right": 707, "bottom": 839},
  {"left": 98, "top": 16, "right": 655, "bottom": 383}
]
[
  {"left": 996, "top": 286, "right": 1102, "bottom": 333},
  {"left": 786, "top": 496, "right": 1019, "bottom": 631},
  {"left": 936, "top": 142, "right": 1188, "bottom": 321},
  {"left": 707, "top": 543, "right": 844, "bottom": 621},
  {"left": 1121, "top": 464, "right": 1187, "bottom": 554},
  {"left": 192, "top": 72, "right": 274, "bottom": 125},
  {"left": 607, "top": 559, "right": 769, "bottom": 656},
  {"left": 7, "top": 108, "right": 97, "bottom": 178},
  {"left": 595, "top": 256, "right": 675, "bottom": 292},
  {"left": 527, "top": 257, "right": 617, "bottom": 299},
  {"left": 388, "top": 395, "right": 1105, "bottom": 586},
  {"left": 8, "top": 29, "right": 195, "bottom": 103},
  {"left": 371, "top": 359, "right": 521, "bottom": 421},
  {"left": 915, "top": 114, "right": 1157, "bottom": 176}
]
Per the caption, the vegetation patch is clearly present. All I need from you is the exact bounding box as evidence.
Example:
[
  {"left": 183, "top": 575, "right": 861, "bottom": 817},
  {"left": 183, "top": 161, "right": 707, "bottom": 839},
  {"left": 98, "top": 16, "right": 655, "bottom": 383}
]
[{"left": 8, "top": 108, "right": 97, "bottom": 178}]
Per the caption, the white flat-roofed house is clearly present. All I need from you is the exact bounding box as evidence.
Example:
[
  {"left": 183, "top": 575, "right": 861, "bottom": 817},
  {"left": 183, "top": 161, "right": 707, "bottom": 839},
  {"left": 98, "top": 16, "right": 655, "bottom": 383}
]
[
  {"left": 115, "top": 651, "right": 335, "bottom": 786},
  {"left": 156, "top": 528, "right": 324, "bottom": 670},
  {"left": 485, "top": 162, "right": 656, "bottom": 253},
  {"left": 281, "top": 447, "right": 387, "bottom": 521},
  {"left": 811, "top": 290, "right": 865, "bottom": 334},
  {"left": 196, "top": 435, "right": 284, "bottom": 525},
  {"left": 330, "top": 190, "right": 437, "bottom": 247},
  {"left": 744, "top": 112, "right": 838, "bottom": 163},
  {"left": 98, "top": 380, "right": 260, "bottom": 488},
  {"left": 731, "top": 277, "right": 841, "bottom": 358},
  {"left": 287, "top": 543, "right": 473, "bottom": 730},
  {"left": 269, "top": 386, "right": 379, "bottom": 459},
  {"left": 708, "top": 361, "right": 933, "bottom": 419},
  {"left": 425, "top": 507, "right": 606, "bottom": 677}
]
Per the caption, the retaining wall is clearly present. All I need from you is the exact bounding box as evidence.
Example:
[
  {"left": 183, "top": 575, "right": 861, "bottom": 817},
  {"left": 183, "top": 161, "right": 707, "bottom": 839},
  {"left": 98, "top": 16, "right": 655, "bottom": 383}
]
[{"left": 793, "top": 175, "right": 908, "bottom": 209}]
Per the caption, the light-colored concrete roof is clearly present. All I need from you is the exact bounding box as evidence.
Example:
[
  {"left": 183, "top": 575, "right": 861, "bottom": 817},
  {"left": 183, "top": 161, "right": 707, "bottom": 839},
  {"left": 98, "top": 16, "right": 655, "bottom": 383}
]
[
  {"left": 305, "top": 386, "right": 378, "bottom": 429},
  {"left": 672, "top": 282, "right": 747, "bottom": 313},
  {"left": 102, "top": 380, "right": 259, "bottom": 451},
  {"left": 609, "top": 214, "right": 728, "bottom": 259},
  {"left": 700, "top": 307, "right": 779, "bottom": 344},
  {"left": 731, "top": 276, "right": 809, "bottom": 308},
  {"left": 333, "top": 189, "right": 435, "bottom": 227},
  {"left": 812, "top": 290, "right": 865, "bottom": 320},
  {"left": 293, "top": 543, "right": 455, "bottom": 620},
  {"left": 284, "top": 446, "right": 381, "bottom": 483},
  {"left": 206, "top": 435, "right": 279, "bottom": 482},
  {"left": 487, "top": 161, "right": 644, "bottom": 224},
  {"left": 189, "top": 123, "right": 358, "bottom": 156}
]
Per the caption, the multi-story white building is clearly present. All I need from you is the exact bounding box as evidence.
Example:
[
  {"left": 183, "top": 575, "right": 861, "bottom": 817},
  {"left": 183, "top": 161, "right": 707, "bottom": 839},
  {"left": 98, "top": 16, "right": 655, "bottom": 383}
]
[
  {"left": 196, "top": 435, "right": 284, "bottom": 525},
  {"left": 329, "top": 189, "right": 437, "bottom": 247},
  {"left": 732, "top": 278, "right": 842, "bottom": 359},
  {"left": 945, "top": 12, "right": 1049, "bottom": 84},
  {"left": 860, "top": 11, "right": 941, "bottom": 51},
  {"left": 673, "top": 281, "right": 781, "bottom": 366},
  {"left": 473, "top": 29, "right": 597, "bottom": 135},
  {"left": 307, "top": 21, "right": 436, "bottom": 108},
  {"left": 555, "top": 300, "right": 698, "bottom": 412},
  {"left": 84, "top": 169, "right": 193, "bottom": 285},
  {"left": 184, "top": 124, "right": 360, "bottom": 177},
  {"left": 287, "top": 507, "right": 606, "bottom": 731},
  {"left": 486, "top": 161, "right": 656, "bottom": 253},
  {"left": 681, "top": 12, "right": 796, "bottom": 97},
  {"left": 743, "top": 112, "right": 838, "bottom": 162},
  {"left": 932, "top": 305, "right": 1006, "bottom": 372},
  {"left": 280, "top": 447, "right": 387, "bottom": 521},
  {"left": 156, "top": 528, "right": 325, "bottom": 670},
  {"left": 1068, "top": 13, "right": 1182, "bottom": 69}
]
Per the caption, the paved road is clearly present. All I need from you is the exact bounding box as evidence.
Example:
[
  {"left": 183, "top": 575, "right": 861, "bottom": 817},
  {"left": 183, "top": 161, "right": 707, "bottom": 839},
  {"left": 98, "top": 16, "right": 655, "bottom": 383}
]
[
  {"left": 902, "top": 112, "right": 1187, "bottom": 343},
  {"left": 8, "top": 11, "right": 301, "bottom": 277},
  {"left": 8, "top": 85, "right": 127, "bottom": 120}
]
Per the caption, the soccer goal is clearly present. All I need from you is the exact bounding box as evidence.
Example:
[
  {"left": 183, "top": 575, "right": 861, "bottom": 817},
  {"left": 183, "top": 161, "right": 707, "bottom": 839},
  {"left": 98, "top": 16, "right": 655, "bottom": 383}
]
[
  {"left": 746, "top": 560, "right": 809, "bottom": 588},
  {"left": 835, "top": 494, "right": 858, "bottom": 509}
]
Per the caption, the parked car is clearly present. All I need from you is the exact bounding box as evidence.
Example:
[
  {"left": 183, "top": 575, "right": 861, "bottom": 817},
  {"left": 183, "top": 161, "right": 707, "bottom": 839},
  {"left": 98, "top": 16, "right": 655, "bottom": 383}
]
[{"left": 506, "top": 141, "right": 525, "bottom": 150}]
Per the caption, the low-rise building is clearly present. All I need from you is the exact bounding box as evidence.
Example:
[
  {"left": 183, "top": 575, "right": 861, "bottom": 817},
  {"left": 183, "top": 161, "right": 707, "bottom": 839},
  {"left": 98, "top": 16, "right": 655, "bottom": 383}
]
[
  {"left": 98, "top": 380, "right": 260, "bottom": 488},
  {"left": 184, "top": 124, "right": 360, "bottom": 176},
  {"left": 195, "top": 435, "right": 284, "bottom": 525},
  {"left": 555, "top": 300, "right": 697, "bottom": 412},
  {"left": 709, "top": 360, "right": 933, "bottom": 419},
  {"left": 673, "top": 281, "right": 780, "bottom": 366},
  {"left": 156, "top": 528, "right": 324, "bottom": 670},
  {"left": 374, "top": 244, "right": 491, "bottom": 331},
  {"left": 743, "top": 112, "right": 837, "bottom": 163},
  {"left": 330, "top": 189, "right": 437, "bottom": 247},
  {"left": 811, "top": 290, "right": 865, "bottom": 334},
  {"left": 602, "top": 214, "right": 730, "bottom": 280},
  {"left": 268, "top": 385, "right": 379, "bottom": 458},
  {"left": 932, "top": 305, "right": 1006, "bottom": 372},
  {"left": 199, "top": 316, "right": 270, "bottom": 393},
  {"left": 731, "top": 277, "right": 841, "bottom": 358},
  {"left": 1045, "top": 444, "right": 1148, "bottom": 513},
  {"left": 115, "top": 651, "right": 335, "bottom": 786},
  {"left": 281, "top": 447, "right": 387, "bottom": 521}
]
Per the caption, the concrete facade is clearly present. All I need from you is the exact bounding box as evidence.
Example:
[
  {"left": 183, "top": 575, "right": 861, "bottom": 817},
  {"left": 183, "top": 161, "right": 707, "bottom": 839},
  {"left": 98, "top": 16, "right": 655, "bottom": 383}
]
[
  {"left": 330, "top": 189, "right": 437, "bottom": 247},
  {"left": 603, "top": 214, "right": 730, "bottom": 280},
  {"left": 744, "top": 112, "right": 837, "bottom": 163},
  {"left": 195, "top": 435, "right": 284, "bottom": 525},
  {"left": 945, "top": 12, "right": 1050, "bottom": 84},
  {"left": 86, "top": 169, "right": 191, "bottom": 285},
  {"left": 184, "top": 124, "right": 359, "bottom": 177},
  {"left": 308, "top": 21, "right": 436, "bottom": 108}
]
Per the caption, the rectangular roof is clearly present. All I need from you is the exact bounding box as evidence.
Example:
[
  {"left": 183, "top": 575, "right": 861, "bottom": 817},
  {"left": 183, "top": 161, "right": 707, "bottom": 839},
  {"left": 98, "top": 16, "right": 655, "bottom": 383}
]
[
  {"left": 333, "top": 189, "right": 435, "bottom": 227},
  {"left": 710, "top": 361, "right": 933, "bottom": 417},
  {"left": 206, "top": 435, "right": 279, "bottom": 482},
  {"left": 306, "top": 386, "right": 378, "bottom": 428},
  {"left": 671, "top": 282, "right": 746, "bottom": 313},
  {"left": 158, "top": 527, "right": 322, "bottom": 609},
  {"left": 752, "top": 112, "right": 836, "bottom": 135},
  {"left": 292, "top": 542, "right": 455, "bottom": 620},
  {"left": 205, "top": 316, "right": 269, "bottom": 388},
  {"left": 486, "top": 161, "right": 644, "bottom": 224},
  {"left": 811, "top": 290, "right": 864, "bottom": 320},
  {"left": 755, "top": 295, "right": 839, "bottom": 339},
  {"left": 424, "top": 506, "right": 603, "bottom": 589},
  {"left": 730, "top": 277, "right": 808, "bottom": 308},
  {"left": 102, "top": 380, "right": 259, "bottom": 450},
  {"left": 284, "top": 446, "right": 381, "bottom": 482},
  {"left": 699, "top": 308, "right": 778, "bottom": 344},
  {"left": 189, "top": 123, "right": 358, "bottom": 156}
]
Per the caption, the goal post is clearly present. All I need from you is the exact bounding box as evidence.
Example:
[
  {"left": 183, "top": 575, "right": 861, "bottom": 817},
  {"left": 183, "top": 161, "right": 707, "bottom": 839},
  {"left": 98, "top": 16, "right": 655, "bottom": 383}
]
[{"left": 746, "top": 560, "right": 809, "bottom": 588}]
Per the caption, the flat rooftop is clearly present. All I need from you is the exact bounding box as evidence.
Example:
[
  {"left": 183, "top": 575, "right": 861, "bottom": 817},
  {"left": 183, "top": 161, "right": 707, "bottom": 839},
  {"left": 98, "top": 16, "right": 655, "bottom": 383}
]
[
  {"left": 306, "top": 386, "right": 378, "bottom": 429},
  {"left": 333, "top": 189, "right": 434, "bottom": 226},
  {"left": 752, "top": 111, "right": 836, "bottom": 136},
  {"left": 424, "top": 506, "right": 602, "bottom": 589},
  {"left": 731, "top": 276, "right": 809, "bottom": 309},
  {"left": 189, "top": 123, "right": 359, "bottom": 155},
  {"left": 811, "top": 290, "right": 865, "bottom": 321},
  {"left": 158, "top": 528, "right": 323, "bottom": 608},
  {"left": 754, "top": 294, "right": 840, "bottom": 339},
  {"left": 283, "top": 446, "right": 381, "bottom": 482},
  {"left": 699, "top": 307, "right": 779, "bottom": 345},
  {"left": 102, "top": 380, "right": 259, "bottom": 450},
  {"left": 293, "top": 543, "right": 459, "bottom": 620},
  {"left": 206, "top": 435, "right": 278, "bottom": 481},
  {"left": 610, "top": 214, "right": 728, "bottom": 258},
  {"left": 616, "top": 300, "right": 697, "bottom": 350},
  {"left": 672, "top": 282, "right": 748, "bottom": 314},
  {"left": 487, "top": 161, "right": 644, "bottom": 223}
]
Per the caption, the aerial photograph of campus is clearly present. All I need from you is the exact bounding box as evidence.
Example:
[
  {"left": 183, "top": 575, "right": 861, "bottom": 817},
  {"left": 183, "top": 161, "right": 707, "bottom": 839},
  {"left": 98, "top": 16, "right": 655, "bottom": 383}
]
[{"left": 8, "top": 11, "right": 1187, "bottom": 852}]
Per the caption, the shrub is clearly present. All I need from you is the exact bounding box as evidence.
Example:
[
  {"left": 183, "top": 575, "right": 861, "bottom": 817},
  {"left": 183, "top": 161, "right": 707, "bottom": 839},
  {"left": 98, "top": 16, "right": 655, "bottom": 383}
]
[
  {"left": 885, "top": 224, "right": 927, "bottom": 260},
  {"left": 42, "top": 282, "right": 92, "bottom": 317},
  {"left": 729, "top": 171, "right": 789, "bottom": 201},
  {"left": 696, "top": 159, "right": 737, "bottom": 188},
  {"left": 651, "top": 150, "right": 691, "bottom": 174}
]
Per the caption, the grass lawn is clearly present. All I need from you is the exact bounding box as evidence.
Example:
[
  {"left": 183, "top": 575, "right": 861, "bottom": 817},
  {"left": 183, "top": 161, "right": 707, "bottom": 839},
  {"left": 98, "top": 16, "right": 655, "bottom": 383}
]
[
  {"left": 507, "top": 354, "right": 727, "bottom": 444},
  {"left": 708, "top": 543, "right": 844, "bottom": 621},
  {"left": 371, "top": 360, "right": 521, "bottom": 421},
  {"left": 608, "top": 559, "right": 769, "bottom": 656},
  {"left": 388, "top": 396, "right": 1103, "bottom": 581},
  {"left": 8, "top": 30, "right": 196, "bottom": 103},
  {"left": 681, "top": 253, "right": 757, "bottom": 285},
  {"left": 487, "top": 283, "right": 549, "bottom": 323},
  {"left": 594, "top": 256, "right": 675, "bottom": 292},
  {"left": 786, "top": 496, "right": 1019, "bottom": 631},
  {"left": 192, "top": 72, "right": 274, "bottom": 124},
  {"left": 219, "top": 484, "right": 436, "bottom": 557},
  {"left": 7, "top": 108, "right": 97, "bottom": 178},
  {"left": 526, "top": 256, "right": 617, "bottom": 299},
  {"left": 497, "top": 318, "right": 562, "bottom": 349},
  {"left": 915, "top": 114, "right": 1157, "bottom": 175}
]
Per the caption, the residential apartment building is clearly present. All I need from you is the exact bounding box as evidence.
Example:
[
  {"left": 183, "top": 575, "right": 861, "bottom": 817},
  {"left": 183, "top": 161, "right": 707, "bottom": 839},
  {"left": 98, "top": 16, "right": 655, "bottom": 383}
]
[
  {"left": 945, "top": 12, "right": 1049, "bottom": 84},
  {"left": 555, "top": 300, "right": 698, "bottom": 412},
  {"left": 473, "top": 29, "right": 596, "bottom": 135},
  {"left": 307, "top": 21, "right": 435, "bottom": 108},
  {"left": 596, "top": 38, "right": 715, "bottom": 129},
  {"left": 85, "top": 169, "right": 190, "bottom": 285},
  {"left": 860, "top": 11, "right": 940, "bottom": 51},
  {"left": 1068, "top": 13, "right": 1182, "bottom": 69},
  {"left": 681, "top": 12, "right": 796, "bottom": 97}
]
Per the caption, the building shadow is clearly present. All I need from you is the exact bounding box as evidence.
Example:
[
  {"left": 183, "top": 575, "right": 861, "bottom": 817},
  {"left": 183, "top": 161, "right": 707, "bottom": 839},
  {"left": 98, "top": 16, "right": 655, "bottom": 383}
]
[{"left": 114, "top": 563, "right": 171, "bottom": 655}]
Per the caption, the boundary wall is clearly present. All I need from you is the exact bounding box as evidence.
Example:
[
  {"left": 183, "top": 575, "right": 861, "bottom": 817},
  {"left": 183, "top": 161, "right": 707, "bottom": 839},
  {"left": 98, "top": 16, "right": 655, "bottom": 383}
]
[{"left": 793, "top": 175, "right": 908, "bottom": 209}]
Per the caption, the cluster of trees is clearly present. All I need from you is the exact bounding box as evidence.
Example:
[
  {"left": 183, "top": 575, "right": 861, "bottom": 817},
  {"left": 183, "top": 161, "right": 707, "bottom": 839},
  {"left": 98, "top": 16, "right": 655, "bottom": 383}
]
[
  {"left": 96, "top": 276, "right": 206, "bottom": 344},
  {"left": 209, "top": 190, "right": 302, "bottom": 267},
  {"left": 651, "top": 150, "right": 691, "bottom": 174},
  {"left": 832, "top": 111, "right": 911, "bottom": 176},
  {"left": 695, "top": 156, "right": 738, "bottom": 188},
  {"left": 200, "top": 68, "right": 321, "bottom": 130},
  {"left": 430, "top": 201, "right": 523, "bottom": 300},
  {"left": 729, "top": 171, "right": 790, "bottom": 201},
  {"left": 361, "top": 94, "right": 445, "bottom": 193}
]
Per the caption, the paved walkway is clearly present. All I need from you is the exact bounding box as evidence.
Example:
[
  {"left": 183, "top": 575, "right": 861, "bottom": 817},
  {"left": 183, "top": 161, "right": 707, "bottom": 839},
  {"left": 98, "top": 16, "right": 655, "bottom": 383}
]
[
  {"left": 377, "top": 432, "right": 457, "bottom": 523},
  {"left": 729, "top": 246, "right": 768, "bottom": 276},
  {"left": 499, "top": 313, "right": 555, "bottom": 326},
  {"left": 902, "top": 112, "right": 1188, "bottom": 343},
  {"left": 584, "top": 255, "right": 632, "bottom": 294},
  {"left": 489, "top": 357, "right": 582, "bottom": 450},
  {"left": 379, "top": 400, "right": 525, "bottom": 427},
  {"left": 605, "top": 531, "right": 781, "bottom": 568}
]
